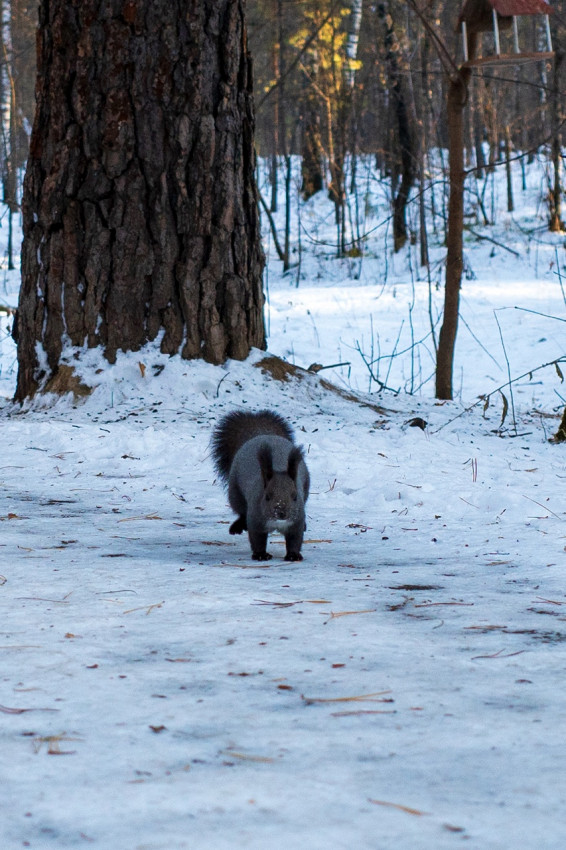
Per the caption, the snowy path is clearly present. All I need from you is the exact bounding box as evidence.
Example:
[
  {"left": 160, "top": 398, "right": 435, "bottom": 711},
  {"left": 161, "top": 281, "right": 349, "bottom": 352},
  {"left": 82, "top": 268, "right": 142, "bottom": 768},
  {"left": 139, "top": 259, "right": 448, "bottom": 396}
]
[{"left": 2, "top": 352, "right": 566, "bottom": 849}]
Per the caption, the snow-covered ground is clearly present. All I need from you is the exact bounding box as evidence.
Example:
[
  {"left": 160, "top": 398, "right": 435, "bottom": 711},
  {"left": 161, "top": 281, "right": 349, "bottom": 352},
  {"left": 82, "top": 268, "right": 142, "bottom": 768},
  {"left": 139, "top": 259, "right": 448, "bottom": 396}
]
[{"left": 1, "top": 154, "right": 566, "bottom": 849}]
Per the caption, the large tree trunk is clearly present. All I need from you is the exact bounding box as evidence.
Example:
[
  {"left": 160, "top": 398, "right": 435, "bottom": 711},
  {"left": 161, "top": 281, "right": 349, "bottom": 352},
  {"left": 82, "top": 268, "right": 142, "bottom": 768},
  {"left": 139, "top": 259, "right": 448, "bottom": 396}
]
[{"left": 15, "top": 0, "right": 265, "bottom": 401}]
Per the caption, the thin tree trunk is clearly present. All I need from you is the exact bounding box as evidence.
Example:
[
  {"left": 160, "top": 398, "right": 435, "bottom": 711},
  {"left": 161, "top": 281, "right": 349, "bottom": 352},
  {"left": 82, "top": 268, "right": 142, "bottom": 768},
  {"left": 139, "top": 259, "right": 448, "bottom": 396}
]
[
  {"left": 270, "top": 44, "right": 279, "bottom": 212},
  {"left": 16, "top": 0, "right": 265, "bottom": 401},
  {"left": 419, "top": 136, "right": 429, "bottom": 267},
  {"left": 284, "top": 153, "right": 292, "bottom": 269},
  {"left": 549, "top": 47, "right": 564, "bottom": 232},
  {"left": 436, "top": 70, "right": 470, "bottom": 401},
  {"left": 300, "top": 55, "right": 324, "bottom": 200},
  {"left": 1, "top": 0, "right": 18, "bottom": 270},
  {"left": 473, "top": 76, "right": 486, "bottom": 179},
  {"left": 504, "top": 124, "right": 514, "bottom": 213},
  {"left": 378, "top": 2, "right": 416, "bottom": 253},
  {"left": 418, "top": 20, "right": 430, "bottom": 267},
  {"left": 270, "top": 153, "right": 278, "bottom": 212},
  {"left": 276, "top": 0, "right": 291, "bottom": 270},
  {"left": 328, "top": 0, "right": 363, "bottom": 251}
]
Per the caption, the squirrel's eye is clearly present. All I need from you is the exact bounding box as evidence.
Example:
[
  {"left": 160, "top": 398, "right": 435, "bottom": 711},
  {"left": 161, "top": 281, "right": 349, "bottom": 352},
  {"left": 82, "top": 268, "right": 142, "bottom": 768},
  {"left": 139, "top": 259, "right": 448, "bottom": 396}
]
[{"left": 265, "top": 494, "right": 271, "bottom": 501}]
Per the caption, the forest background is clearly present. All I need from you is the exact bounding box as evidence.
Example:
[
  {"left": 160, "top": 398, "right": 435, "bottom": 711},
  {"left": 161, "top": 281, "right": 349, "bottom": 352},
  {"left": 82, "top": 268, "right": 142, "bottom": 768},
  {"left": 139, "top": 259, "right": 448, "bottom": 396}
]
[
  {"left": 4, "top": 1, "right": 564, "bottom": 407},
  {"left": 0, "top": 0, "right": 564, "bottom": 269}
]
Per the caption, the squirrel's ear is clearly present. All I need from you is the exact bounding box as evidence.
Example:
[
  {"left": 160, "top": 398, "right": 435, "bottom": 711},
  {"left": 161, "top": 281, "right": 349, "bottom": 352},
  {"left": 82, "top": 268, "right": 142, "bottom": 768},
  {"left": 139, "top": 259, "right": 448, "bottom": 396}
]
[
  {"left": 287, "top": 446, "right": 304, "bottom": 481},
  {"left": 258, "top": 444, "right": 274, "bottom": 484}
]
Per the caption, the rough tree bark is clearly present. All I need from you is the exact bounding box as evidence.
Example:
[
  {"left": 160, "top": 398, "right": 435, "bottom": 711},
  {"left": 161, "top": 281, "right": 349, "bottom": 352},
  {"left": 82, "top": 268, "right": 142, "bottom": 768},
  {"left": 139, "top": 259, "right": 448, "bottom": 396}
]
[{"left": 15, "top": 0, "right": 265, "bottom": 401}]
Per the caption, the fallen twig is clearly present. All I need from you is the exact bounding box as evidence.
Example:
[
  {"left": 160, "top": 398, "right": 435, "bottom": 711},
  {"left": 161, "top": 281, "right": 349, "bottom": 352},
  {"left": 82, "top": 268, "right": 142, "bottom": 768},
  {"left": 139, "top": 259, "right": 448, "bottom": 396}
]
[
  {"left": 123, "top": 602, "right": 164, "bottom": 615},
  {"left": 0, "top": 704, "right": 59, "bottom": 714},
  {"left": 433, "top": 356, "right": 566, "bottom": 433},
  {"left": 302, "top": 690, "right": 391, "bottom": 706},
  {"left": 522, "top": 494, "right": 563, "bottom": 521},
  {"left": 414, "top": 601, "right": 473, "bottom": 608},
  {"left": 325, "top": 609, "right": 376, "bottom": 621},
  {"left": 331, "top": 709, "right": 396, "bottom": 717},
  {"left": 466, "top": 227, "right": 520, "bottom": 257},
  {"left": 222, "top": 750, "right": 274, "bottom": 764},
  {"left": 368, "top": 798, "right": 429, "bottom": 816},
  {"left": 118, "top": 513, "right": 162, "bottom": 522},
  {"left": 472, "top": 649, "right": 526, "bottom": 660}
]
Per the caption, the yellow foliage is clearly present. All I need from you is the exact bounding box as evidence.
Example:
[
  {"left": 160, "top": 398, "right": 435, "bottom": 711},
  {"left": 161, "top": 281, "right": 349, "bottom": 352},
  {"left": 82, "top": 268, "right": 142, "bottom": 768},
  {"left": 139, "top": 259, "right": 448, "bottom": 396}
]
[{"left": 289, "top": 4, "right": 363, "bottom": 98}]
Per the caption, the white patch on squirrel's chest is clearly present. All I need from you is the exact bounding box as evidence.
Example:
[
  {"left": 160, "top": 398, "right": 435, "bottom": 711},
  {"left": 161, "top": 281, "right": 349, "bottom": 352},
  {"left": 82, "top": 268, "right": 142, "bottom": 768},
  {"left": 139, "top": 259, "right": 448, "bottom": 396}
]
[{"left": 266, "top": 519, "right": 293, "bottom": 534}]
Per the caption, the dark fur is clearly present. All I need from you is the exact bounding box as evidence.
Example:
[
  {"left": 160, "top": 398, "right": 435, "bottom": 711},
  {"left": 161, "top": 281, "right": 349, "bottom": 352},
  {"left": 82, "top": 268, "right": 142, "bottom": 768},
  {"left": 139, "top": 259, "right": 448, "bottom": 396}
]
[
  {"left": 211, "top": 410, "right": 310, "bottom": 561},
  {"left": 211, "top": 409, "right": 294, "bottom": 481}
]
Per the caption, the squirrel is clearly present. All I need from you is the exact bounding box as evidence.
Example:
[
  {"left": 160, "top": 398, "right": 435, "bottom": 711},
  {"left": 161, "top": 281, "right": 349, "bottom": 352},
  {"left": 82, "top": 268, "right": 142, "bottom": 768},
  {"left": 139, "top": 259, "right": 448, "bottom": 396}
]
[{"left": 211, "top": 409, "right": 310, "bottom": 562}]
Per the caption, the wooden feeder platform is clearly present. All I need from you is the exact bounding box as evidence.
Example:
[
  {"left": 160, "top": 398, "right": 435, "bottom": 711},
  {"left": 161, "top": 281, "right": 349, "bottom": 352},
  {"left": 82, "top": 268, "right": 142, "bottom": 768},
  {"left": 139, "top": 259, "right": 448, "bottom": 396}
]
[
  {"left": 463, "top": 50, "right": 554, "bottom": 67},
  {"left": 458, "top": 0, "right": 554, "bottom": 68}
]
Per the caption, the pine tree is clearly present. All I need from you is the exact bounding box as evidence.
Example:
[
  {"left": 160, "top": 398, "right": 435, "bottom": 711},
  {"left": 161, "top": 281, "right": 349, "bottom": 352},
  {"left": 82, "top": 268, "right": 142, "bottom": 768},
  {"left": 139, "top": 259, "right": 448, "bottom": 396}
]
[{"left": 15, "top": 0, "right": 265, "bottom": 400}]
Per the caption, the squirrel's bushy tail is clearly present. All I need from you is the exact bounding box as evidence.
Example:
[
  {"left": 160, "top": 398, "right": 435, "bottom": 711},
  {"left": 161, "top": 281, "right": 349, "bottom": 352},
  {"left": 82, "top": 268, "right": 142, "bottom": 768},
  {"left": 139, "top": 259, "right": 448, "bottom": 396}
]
[{"left": 211, "top": 409, "right": 295, "bottom": 481}]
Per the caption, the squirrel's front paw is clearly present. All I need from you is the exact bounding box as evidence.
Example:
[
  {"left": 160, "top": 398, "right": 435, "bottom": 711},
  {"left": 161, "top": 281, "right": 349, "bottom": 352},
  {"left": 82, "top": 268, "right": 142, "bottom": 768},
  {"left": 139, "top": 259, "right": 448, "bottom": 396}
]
[
  {"left": 252, "top": 551, "right": 273, "bottom": 561},
  {"left": 284, "top": 552, "right": 303, "bottom": 562},
  {"left": 229, "top": 517, "right": 247, "bottom": 535}
]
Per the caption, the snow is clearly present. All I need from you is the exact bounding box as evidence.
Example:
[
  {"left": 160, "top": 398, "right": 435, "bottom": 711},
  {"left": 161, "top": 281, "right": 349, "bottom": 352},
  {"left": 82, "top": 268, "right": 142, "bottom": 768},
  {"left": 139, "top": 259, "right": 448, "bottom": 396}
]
[{"left": 1, "top": 154, "right": 566, "bottom": 849}]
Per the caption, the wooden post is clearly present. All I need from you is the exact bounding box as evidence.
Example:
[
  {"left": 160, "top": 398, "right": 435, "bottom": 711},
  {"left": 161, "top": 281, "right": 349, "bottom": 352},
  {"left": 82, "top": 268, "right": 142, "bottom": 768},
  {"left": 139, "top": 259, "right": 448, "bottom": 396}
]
[
  {"left": 512, "top": 17, "right": 519, "bottom": 53},
  {"left": 492, "top": 9, "right": 501, "bottom": 55},
  {"left": 545, "top": 15, "right": 553, "bottom": 52}
]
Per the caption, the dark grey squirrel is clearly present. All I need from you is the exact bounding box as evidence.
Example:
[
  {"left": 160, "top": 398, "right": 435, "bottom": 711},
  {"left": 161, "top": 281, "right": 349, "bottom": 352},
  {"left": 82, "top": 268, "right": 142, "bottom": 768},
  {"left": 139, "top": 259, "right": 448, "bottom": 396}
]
[{"left": 211, "top": 409, "right": 310, "bottom": 561}]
